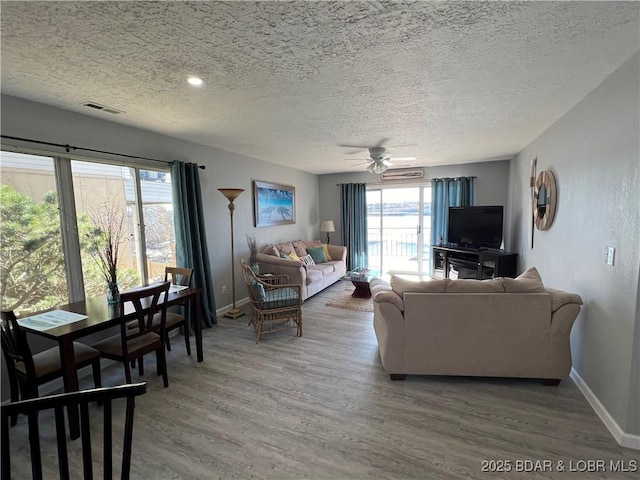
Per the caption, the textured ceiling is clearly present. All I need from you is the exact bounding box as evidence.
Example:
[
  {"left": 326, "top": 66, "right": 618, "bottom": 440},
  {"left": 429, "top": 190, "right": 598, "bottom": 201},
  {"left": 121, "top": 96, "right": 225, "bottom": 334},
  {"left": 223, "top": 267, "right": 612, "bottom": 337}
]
[{"left": 1, "top": 1, "right": 638, "bottom": 174}]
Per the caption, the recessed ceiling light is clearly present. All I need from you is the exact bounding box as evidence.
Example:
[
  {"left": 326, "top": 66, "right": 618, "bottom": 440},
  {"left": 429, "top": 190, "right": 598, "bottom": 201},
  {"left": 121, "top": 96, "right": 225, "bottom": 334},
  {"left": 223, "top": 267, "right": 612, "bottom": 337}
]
[{"left": 187, "top": 76, "right": 203, "bottom": 87}]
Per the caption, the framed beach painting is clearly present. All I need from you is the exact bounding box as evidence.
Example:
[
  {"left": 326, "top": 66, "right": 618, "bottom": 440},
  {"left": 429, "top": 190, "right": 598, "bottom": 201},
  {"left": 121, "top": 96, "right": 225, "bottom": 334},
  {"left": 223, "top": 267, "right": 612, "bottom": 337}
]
[{"left": 253, "top": 181, "right": 296, "bottom": 227}]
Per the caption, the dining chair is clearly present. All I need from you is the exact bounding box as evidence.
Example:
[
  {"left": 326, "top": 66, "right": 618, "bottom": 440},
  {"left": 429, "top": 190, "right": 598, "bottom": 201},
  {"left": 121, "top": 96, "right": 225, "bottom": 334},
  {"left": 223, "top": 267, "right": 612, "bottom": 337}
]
[
  {"left": 0, "top": 310, "right": 102, "bottom": 426},
  {"left": 240, "top": 260, "right": 302, "bottom": 343},
  {"left": 157, "top": 266, "right": 193, "bottom": 354},
  {"left": 1, "top": 382, "right": 147, "bottom": 480},
  {"left": 92, "top": 282, "right": 171, "bottom": 388}
]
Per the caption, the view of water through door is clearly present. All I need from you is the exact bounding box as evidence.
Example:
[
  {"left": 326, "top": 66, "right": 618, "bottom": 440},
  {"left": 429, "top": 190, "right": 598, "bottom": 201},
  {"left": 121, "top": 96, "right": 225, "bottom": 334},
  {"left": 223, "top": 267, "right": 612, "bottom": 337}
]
[{"left": 367, "top": 185, "right": 432, "bottom": 276}]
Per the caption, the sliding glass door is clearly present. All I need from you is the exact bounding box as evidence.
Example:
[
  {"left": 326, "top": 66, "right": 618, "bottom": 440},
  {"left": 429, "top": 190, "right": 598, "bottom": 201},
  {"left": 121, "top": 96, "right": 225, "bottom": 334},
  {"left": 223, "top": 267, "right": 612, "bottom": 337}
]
[{"left": 367, "top": 185, "right": 432, "bottom": 276}]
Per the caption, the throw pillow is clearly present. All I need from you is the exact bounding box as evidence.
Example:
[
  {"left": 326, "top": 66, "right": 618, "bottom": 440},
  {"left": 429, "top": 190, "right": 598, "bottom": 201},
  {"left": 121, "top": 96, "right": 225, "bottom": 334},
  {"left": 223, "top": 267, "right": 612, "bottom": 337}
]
[
  {"left": 280, "top": 253, "right": 290, "bottom": 259},
  {"left": 252, "top": 283, "right": 266, "bottom": 303},
  {"left": 502, "top": 267, "right": 546, "bottom": 293},
  {"left": 287, "top": 251, "right": 301, "bottom": 262},
  {"left": 307, "top": 246, "right": 327, "bottom": 264},
  {"left": 300, "top": 254, "right": 316, "bottom": 266},
  {"left": 321, "top": 243, "right": 333, "bottom": 261}
]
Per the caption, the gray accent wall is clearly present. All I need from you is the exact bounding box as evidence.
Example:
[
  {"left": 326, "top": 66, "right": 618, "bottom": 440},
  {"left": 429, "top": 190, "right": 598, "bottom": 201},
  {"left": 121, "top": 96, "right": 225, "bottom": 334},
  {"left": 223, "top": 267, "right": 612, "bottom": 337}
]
[
  {"left": 318, "top": 159, "right": 511, "bottom": 250},
  {"left": 507, "top": 52, "right": 640, "bottom": 438}
]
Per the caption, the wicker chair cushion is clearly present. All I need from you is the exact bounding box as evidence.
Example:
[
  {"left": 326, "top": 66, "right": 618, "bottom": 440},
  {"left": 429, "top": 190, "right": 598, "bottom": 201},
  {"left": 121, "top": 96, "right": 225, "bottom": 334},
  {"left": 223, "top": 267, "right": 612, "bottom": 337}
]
[{"left": 261, "top": 287, "right": 299, "bottom": 308}]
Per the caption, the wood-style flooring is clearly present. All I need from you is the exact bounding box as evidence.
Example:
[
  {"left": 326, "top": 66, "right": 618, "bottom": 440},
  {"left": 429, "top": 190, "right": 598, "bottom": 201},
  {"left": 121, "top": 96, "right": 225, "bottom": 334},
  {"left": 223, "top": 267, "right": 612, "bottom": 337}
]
[{"left": 4, "top": 281, "right": 639, "bottom": 479}]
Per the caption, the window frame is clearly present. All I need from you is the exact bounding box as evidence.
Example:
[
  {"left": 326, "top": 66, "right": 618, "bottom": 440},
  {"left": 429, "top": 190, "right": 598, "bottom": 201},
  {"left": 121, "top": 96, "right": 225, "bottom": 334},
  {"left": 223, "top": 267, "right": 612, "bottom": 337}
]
[{"left": 1, "top": 145, "right": 173, "bottom": 306}]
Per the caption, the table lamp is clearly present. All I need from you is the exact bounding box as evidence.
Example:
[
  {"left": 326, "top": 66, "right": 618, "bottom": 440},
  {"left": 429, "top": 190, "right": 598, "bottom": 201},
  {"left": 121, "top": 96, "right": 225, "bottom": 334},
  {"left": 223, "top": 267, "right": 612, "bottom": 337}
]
[{"left": 320, "top": 220, "right": 335, "bottom": 244}]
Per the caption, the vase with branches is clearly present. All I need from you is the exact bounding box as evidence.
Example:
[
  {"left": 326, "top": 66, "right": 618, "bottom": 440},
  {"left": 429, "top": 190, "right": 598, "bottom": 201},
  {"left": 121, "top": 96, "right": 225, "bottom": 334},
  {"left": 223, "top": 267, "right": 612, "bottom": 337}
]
[
  {"left": 246, "top": 233, "right": 259, "bottom": 273},
  {"left": 86, "top": 202, "right": 128, "bottom": 304}
]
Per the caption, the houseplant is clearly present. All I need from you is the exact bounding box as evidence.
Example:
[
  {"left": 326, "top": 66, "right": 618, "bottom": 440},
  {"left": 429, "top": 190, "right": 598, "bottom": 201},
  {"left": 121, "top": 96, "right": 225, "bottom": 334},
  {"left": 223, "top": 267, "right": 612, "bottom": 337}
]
[
  {"left": 87, "top": 202, "right": 128, "bottom": 304},
  {"left": 246, "top": 234, "right": 259, "bottom": 274}
]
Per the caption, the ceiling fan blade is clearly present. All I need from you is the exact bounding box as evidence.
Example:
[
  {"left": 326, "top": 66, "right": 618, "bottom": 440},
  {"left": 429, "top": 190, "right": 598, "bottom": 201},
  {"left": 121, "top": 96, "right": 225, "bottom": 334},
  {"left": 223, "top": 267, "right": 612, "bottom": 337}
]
[
  {"left": 391, "top": 156, "right": 417, "bottom": 161},
  {"left": 343, "top": 157, "right": 369, "bottom": 161},
  {"left": 381, "top": 159, "right": 393, "bottom": 167},
  {"left": 374, "top": 138, "right": 391, "bottom": 148},
  {"left": 350, "top": 161, "right": 371, "bottom": 167}
]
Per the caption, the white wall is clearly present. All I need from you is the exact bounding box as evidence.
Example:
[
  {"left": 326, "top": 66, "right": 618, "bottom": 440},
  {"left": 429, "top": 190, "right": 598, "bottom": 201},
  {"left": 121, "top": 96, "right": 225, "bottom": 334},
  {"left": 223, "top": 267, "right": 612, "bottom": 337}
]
[
  {"left": 318, "top": 159, "right": 511, "bottom": 249},
  {"left": 507, "top": 52, "right": 640, "bottom": 438},
  {"left": 0, "top": 94, "right": 320, "bottom": 313}
]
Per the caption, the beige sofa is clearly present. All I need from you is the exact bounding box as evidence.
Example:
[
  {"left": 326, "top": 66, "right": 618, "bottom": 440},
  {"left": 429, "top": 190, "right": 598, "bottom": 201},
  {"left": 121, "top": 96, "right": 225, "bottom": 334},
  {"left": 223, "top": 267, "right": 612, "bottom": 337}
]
[
  {"left": 370, "top": 268, "right": 583, "bottom": 383},
  {"left": 256, "top": 240, "right": 347, "bottom": 301}
]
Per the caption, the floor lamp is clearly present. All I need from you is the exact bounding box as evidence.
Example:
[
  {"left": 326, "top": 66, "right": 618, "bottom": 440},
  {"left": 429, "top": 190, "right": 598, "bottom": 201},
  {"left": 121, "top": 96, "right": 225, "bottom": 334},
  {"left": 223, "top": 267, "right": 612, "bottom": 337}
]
[{"left": 218, "top": 188, "right": 245, "bottom": 319}]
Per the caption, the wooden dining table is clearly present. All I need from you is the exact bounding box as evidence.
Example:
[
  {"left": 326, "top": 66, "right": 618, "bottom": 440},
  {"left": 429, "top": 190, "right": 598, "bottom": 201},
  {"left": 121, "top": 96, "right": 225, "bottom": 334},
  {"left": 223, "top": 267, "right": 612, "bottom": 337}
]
[{"left": 19, "top": 286, "right": 204, "bottom": 439}]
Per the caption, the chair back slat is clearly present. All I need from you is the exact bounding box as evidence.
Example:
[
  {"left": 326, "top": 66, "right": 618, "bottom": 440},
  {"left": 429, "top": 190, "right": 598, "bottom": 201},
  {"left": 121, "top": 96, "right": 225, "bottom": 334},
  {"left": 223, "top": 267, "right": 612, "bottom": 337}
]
[
  {"left": 120, "top": 282, "right": 170, "bottom": 347},
  {"left": 54, "top": 406, "right": 69, "bottom": 479},
  {"left": 1, "top": 383, "right": 146, "bottom": 480},
  {"left": 80, "top": 402, "right": 93, "bottom": 479},
  {"left": 1, "top": 311, "right": 37, "bottom": 379}
]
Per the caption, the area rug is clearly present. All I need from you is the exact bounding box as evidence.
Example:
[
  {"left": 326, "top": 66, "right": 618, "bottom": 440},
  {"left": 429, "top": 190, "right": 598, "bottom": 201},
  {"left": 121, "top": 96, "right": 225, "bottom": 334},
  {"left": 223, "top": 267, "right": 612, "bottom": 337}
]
[{"left": 326, "top": 288, "right": 373, "bottom": 312}]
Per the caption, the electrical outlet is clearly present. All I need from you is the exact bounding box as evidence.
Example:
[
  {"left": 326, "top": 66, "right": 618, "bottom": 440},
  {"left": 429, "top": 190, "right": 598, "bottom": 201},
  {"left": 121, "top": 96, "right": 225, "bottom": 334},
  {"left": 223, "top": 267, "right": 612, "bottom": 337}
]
[
  {"left": 222, "top": 285, "right": 228, "bottom": 294},
  {"left": 604, "top": 246, "right": 615, "bottom": 266}
]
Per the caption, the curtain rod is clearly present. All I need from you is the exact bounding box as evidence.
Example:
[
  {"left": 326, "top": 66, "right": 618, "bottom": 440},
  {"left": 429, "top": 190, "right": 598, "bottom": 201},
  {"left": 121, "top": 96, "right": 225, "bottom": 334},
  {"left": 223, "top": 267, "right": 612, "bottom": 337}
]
[{"left": 0, "top": 135, "right": 206, "bottom": 169}]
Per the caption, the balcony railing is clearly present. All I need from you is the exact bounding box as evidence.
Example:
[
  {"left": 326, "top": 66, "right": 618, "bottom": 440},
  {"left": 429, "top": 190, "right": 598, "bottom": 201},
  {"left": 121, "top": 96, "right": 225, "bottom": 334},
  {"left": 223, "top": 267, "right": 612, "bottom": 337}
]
[{"left": 368, "top": 227, "right": 431, "bottom": 272}]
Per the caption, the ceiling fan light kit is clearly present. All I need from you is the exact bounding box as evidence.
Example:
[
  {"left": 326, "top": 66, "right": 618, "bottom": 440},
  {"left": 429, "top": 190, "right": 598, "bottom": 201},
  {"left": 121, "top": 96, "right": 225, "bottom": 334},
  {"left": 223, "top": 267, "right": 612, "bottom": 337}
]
[
  {"left": 367, "top": 161, "right": 388, "bottom": 174},
  {"left": 344, "top": 143, "right": 417, "bottom": 174}
]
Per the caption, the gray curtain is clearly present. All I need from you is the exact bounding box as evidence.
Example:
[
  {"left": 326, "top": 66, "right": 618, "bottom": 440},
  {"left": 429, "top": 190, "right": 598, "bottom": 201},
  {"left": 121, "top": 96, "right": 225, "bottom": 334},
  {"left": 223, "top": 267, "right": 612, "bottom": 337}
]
[
  {"left": 171, "top": 161, "right": 217, "bottom": 326},
  {"left": 340, "top": 183, "right": 368, "bottom": 271},
  {"left": 430, "top": 176, "right": 475, "bottom": 247}
]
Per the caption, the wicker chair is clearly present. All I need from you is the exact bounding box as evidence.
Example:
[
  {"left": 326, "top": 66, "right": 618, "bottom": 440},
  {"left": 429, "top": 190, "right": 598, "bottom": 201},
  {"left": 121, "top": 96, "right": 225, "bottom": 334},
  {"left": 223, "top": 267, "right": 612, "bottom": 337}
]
[{"left": 240, "top": 260, "right": 302, "bottom": 343}]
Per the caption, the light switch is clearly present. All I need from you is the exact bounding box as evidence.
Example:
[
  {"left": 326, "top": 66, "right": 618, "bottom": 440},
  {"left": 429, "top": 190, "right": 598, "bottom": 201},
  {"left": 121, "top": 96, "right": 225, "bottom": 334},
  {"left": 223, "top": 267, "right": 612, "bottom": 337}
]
[{"left": 605, "top": 246, "right": 615, "bottom": 266}]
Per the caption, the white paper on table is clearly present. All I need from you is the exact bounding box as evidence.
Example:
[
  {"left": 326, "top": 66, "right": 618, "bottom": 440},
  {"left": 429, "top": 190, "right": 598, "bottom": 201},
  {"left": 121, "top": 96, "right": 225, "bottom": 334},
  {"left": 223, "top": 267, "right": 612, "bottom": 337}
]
[
  {"left": 169, "top": 284, "right": 188, "bottom": 293},
  {"left": 18, "top": 310, "right": 88, "bottom": 331}
]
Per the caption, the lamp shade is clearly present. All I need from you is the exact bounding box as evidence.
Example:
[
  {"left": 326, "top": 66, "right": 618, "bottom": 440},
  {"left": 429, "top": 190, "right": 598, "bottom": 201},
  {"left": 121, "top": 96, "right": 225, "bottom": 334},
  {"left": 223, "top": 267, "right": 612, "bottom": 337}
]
[
  {"left": 320, "top": 220, "right": 335, "bottom": 233},
  {"left": 218, "top": 188, "right": 244, "bottom": 202},
  {"left": 367, "top": 162, "right": 388, "bottom": 174}
]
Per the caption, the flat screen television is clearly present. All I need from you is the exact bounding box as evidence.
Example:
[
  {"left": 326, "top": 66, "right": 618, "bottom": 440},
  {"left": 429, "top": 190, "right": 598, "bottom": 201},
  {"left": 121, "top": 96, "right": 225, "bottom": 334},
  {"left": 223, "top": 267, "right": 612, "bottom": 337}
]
[{"left": 447, "top": 206, "right": 504, "bottom": 249}]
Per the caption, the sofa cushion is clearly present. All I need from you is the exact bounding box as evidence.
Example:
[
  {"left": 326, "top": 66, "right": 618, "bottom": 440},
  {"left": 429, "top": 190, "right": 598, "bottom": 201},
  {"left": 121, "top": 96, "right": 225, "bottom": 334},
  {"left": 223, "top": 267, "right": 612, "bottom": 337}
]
[
  {"left": 276, "top": 242, "right": 296, "bottom": 255},
  {"left": 503, "top": 267, "right": 546, "bottom": 293},
  {"left": 292, "top": 240, "right": 309, "bottom": 257},
  {"left": 307, "top": 246, "right": 328, "bottom": 264},
  {"left": 390, "top": 275, "right": 448, "bottom": 295},
  {"left": 305, "top": 267, "right": 323, "bottom": 285},
  {"left": 445, "top": 278, "right": 505, "bottom": 293},
  {"left": 261, "top": 245, "right": 280, "bottom": 257},
  {"left": 308, "top": 263, "right": 334, "bottom": 276}
]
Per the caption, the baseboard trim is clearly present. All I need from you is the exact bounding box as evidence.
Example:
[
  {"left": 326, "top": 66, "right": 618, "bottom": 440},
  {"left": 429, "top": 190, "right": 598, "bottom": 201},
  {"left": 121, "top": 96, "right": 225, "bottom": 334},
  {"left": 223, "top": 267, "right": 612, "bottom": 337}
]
[{"left": 570, "top": 368, "right": 640, "bottom": 450}]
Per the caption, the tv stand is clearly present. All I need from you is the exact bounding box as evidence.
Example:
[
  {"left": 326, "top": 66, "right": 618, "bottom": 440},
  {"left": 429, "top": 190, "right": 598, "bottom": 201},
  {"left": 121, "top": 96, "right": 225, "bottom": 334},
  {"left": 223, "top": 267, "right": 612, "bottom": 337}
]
[{"left": 433, "top": 244, "right": 518, "bottom": 280}]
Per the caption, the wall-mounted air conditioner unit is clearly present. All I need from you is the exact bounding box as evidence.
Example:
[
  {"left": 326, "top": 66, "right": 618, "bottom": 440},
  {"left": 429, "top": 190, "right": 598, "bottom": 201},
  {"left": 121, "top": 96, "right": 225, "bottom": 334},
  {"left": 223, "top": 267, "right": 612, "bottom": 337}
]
[{"left": 381, "top": 169, "right": 424, "bottom": 182}]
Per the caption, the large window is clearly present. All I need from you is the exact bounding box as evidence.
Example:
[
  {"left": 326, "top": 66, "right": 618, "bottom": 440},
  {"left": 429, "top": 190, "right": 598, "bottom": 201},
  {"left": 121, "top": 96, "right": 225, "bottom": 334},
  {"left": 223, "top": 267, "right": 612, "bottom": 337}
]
[
  {"left": 0, "top": 152, "right": 69, "bottom": 313},
  {"left": 0, "top": 151, "right": 176, "bottom": 315}
]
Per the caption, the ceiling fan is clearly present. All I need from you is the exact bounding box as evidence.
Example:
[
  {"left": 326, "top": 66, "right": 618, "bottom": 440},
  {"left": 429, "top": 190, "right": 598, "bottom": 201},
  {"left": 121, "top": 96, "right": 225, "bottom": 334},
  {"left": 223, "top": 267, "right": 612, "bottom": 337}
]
[{"left": 344, "top": 146, "right": 417, "bottom": 174}]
